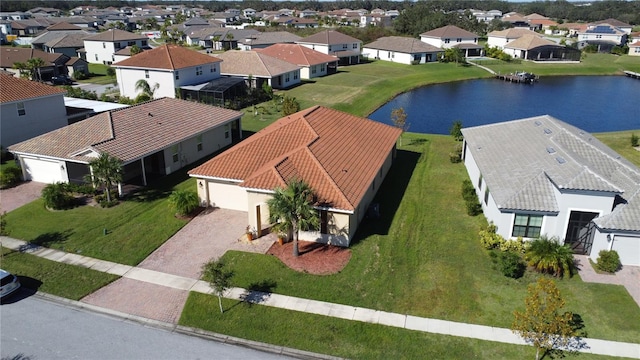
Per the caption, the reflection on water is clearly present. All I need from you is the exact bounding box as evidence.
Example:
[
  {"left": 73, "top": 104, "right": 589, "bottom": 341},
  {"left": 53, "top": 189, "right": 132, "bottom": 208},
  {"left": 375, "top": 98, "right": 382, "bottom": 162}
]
[{"left": 369, "top": 76, "right": 640, "bottom": 134}]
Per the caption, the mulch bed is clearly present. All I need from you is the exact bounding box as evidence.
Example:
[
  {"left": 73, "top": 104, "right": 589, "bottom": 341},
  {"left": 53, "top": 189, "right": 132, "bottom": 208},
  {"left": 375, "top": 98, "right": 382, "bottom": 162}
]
[{"left": 267, "top": 240, "right": 352, "bottom": 275}]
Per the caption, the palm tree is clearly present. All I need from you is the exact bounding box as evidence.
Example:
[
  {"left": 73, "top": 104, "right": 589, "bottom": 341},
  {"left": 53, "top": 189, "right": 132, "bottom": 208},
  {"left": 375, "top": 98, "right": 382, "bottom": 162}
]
[
  {"left": 525, "top": 235, "right": 574, "bottom": 278},
  {"left": 267, "top": 179, "right": 319, "bottom": 257},
  {"left": 135, "top": 79, "right": 159, "bottom": 101},
  {"left": 87, "top": 153, "right": 123, "bottom": 202}
]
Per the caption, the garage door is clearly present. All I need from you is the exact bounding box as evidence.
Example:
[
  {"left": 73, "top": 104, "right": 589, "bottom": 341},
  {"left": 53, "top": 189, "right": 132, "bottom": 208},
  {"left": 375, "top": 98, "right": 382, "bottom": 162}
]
[
  {"left": 613, "top": 236, "right": 640, "bottom": 266},
  {"left": 207, "top": 182, "right": 247, "bottom": 211},
  {"left": 22, "top": 157, "right": 64, "bottom": 183}
]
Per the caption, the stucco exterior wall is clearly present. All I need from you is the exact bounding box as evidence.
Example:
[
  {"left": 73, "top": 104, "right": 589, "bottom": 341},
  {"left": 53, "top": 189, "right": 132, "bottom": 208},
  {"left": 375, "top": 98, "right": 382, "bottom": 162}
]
[
  {"left": 591, "top": 231, "right": 640, "bottom": 266},
  {"left": 116, "top": 67, "right": 175, "bottom": 99},
  {"left": 550, "top": 187, "right": 614, "bottom": 241},
  {"left": 1, "top": 94, "right": 67, "bottom": 147},
  {"left": 363, "top": 48, "right": 415, "bottom": 65},
  {"left": 85, "top": 38, "right": 148, "bottom": 64},
  {"left": 487, "top": 37, "right": 512, "bottom": 49},
  {"left": 205, "top": 181, "right": 247, "bottom": 210},
  {"left": 306, "top": 64, "right": 328, "bottom": 79}
]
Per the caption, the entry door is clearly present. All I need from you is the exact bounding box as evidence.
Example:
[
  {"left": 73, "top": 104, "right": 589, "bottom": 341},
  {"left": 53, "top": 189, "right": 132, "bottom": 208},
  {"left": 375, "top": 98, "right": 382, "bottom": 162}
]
[{"left": 564, "top": 211, "right": 598, "bottom": 255}]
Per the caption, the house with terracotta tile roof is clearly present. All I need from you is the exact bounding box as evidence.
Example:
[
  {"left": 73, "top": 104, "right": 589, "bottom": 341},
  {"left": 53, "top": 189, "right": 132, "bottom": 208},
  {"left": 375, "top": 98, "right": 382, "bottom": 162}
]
[
  {"left": 0, "top": 47, "right": 71, "bottom": 80},
  {"left": 188, "top": 106, "right": 401, "bottom": 247},
  {"left": 462, "top": 115, "right": 640, "bottom": 266},
  {"left": 215, "top": 50, "right": 301, "bottom": 89},
  {"left": 9, "top": 98, "right": 243, "bottom": 187},
  {"left": 487, "top": 28, "right": 542, "bottom": 50},
  {"left": 296, "top": 30, "right": 361, "bottom": 65},
  {"left": 0, "top": 74, "right": 67, "bottom": 147},
  {"left": 83, "top": 28, "right": 148, "bottom": 64},
  {"left": 112, "top": 44, "right": 223, "bottom": 99},
  {"left": 420, "top": 25, "right": 482, "bottom": 57},
  {"left": 256, "top": 44, "right": 338, "bottom": 79},
  {"left": 363, "top": 36, "right": 442, "bottom": 65}
]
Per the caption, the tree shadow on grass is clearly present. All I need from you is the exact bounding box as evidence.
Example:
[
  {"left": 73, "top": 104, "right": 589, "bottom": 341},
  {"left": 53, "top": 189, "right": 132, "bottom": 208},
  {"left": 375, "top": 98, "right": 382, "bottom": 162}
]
[
  {"left": 349, "top": 148, "right": 421, "bottom": 246},
  {"left": 239, "top": 279, "right": 277, "bottom": 306},
  {"left": 540, "top": 313, "right": 589, "bottom": 360},
  {"left": 22, "top": 229, "right": 73, "bottom": 250}
]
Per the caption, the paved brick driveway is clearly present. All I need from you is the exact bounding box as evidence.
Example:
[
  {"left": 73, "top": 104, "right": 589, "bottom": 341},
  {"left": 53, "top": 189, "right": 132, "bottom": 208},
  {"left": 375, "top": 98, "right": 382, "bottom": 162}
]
[
  {"left": 0, "top": 181, "right": 45, "bottom": 213},
  {"left": 81, "top": 207, "right": 275, "bottom": 324}
]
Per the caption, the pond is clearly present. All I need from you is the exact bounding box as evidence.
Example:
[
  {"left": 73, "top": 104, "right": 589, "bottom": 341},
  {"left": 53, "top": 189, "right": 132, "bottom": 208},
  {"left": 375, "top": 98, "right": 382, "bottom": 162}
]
[{"left": 368, "top": 75, "right": 640, "bottom": 134}]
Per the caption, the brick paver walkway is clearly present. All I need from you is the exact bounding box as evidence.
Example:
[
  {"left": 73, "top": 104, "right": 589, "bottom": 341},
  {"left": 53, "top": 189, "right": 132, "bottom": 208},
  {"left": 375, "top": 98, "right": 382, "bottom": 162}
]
[
  {"left": 574, "top": 255, "right": 640, "bottom": 307},
  {"left": 0, "top": 181, "right": 45, "bottom": 213}
]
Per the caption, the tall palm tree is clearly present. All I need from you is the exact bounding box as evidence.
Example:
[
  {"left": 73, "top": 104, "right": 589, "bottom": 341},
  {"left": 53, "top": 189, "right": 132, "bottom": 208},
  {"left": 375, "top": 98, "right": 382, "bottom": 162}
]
[
  {"left": 88, "top": 152, "right": 123, "bottom": 202},
  {"left": 267, "top": 179, "right": 319, "bottom": 257},
  {"left": 135, "top": 79, "right": 159, "bottom": 101}
]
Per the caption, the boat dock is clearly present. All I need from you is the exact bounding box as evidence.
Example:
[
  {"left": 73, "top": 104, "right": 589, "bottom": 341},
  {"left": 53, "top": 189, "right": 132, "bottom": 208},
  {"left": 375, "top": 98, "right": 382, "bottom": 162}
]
[
  {"left": 624, "top": 70, "right": 640, "bottom": 79},
  {"left": 495, "top": 72, "right": 538, "bottom": 84}
]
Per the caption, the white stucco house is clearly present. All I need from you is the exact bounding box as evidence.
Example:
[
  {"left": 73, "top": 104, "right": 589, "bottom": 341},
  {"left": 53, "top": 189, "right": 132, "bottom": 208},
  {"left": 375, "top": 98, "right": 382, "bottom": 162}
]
[
  {"left": 577, "top": 24, "right": 628, "bottom": 51},
  {"left": 296, "top": 30, "right": 361, "bottom": 66},
  {"left": 188, "top": 106, "right": 402, "bottom": 247},
  {"left": 487, "top": 28, "right": 542, "bottom": 50},
  {"left": 420, "top": 25, "right": 482, "bottom": 57},
  {"left": 0, "top": 74, "right": 67, "bottom": 147},
  {"left": 629, "top": 41, "right": 640, "bottom": 56},
  {"left": 363, "top": 36, "right": 442, "bottom": 64},
  {"left": 256, "top": 43, "right": 339, "bottom": 79},
  {"left": 216, "top": 50, "right": 301, "bottom": 90},
  {"left": 461, "top": 115, "right": 640, "bottom": 266},
  {"left": 83, "top": 29, "right": 148, "bottom": 65},
  {"left": 112, "top": 44, "right": 223, "bottom": 100},
  {"left": 9, "top": 98, "right": 243, "bottom": 188}
]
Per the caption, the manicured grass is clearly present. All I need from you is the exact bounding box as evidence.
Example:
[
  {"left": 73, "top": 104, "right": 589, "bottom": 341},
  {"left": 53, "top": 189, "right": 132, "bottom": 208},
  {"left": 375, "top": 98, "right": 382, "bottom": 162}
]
[
  {"left": 0, "top": 248, "right": 118, "bottom": 300},
  {"left": 76, "top": 63, "right": 116, "bottom": 85},
  {"left": 474, "top": 53, "right": 640, "bottom": 76},
  {"left": 595, "top": 130, "right": 640, "bottom": 167},
  {"left": 179, "top": 293, "right": 625, "bottom": 360},
  {"left": 3, "top": 171, "right": 197, "bottom": 265},
  {"left": 216, "top": 133, "right": 640, "bottom": 343}
]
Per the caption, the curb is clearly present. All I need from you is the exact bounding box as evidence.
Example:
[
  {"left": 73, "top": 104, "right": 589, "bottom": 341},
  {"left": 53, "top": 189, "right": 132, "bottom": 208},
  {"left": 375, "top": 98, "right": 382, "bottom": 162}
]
[{"left": 34, "top": 292, "right": 344, "bottom": 360}]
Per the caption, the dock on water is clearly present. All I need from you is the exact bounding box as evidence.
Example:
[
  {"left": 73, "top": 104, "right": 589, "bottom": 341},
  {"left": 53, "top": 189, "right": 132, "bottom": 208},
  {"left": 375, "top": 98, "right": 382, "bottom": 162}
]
[
  {"left": 624, "top": 70, "right": 640, "bottom": 79},
  {"left": 495, "top": 71, "right": 538, "bottom": 84}
]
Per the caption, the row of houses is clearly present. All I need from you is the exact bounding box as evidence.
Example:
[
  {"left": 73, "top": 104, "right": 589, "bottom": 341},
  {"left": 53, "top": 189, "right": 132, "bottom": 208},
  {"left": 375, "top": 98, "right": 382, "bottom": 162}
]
[{"left": 3, "top": 71, "right": 639, "bottom": 266}]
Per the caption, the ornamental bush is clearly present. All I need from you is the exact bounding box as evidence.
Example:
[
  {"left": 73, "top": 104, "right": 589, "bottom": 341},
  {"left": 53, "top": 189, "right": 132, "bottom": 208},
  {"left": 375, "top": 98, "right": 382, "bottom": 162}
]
[
  {"left": 499, "top": 251, "right": 526, "bottom": 279},
  {"left": 168, "top": 190, "right": 200, "bottom": 216},
  {"left": 525, "top": 236, "right": 574, "bottom": 278},
  {"left": 0, "top": 166, "right": 22, "bottom": 188},
  {"left": 479, "top": 222, "right": 505, "bottom": 249},
  {"left": 42, "top": 182, "right": 74, "bottom": 210},
  {"left": 596, "top": 250, "right": 620, "bottom": 273},
  {"left": 499, "top": 237, "right": 528, "bottom": 254}
]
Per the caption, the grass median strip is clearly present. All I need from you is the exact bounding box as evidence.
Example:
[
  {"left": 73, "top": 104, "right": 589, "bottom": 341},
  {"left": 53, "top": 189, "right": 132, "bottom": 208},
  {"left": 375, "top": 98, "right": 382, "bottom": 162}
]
[{"left": 1, "top": 248, "right": 119, "bottom": 300}]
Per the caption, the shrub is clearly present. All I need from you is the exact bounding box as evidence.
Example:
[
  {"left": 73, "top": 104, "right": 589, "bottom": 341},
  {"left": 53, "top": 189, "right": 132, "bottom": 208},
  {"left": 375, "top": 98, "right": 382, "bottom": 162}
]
[
  {"left": 461, "top": 180, "right": 482, "bottom": 216},
  {"left": 66, "top": 182, "right": 96, "bottom": 195},
  {"left": 525, "top": 236, "right": 574, "bottom": 278},
  {"left": 596, "top": 250, "right": 620, "bottom": 273},
  {"left": 499, "top": 237, "right": 528, "bottom": 254},
  {"left": 42, "top": 182, "right": 73, "bottom": 210},
  {"left": 479, "top": 222, "right": 505, "bottom": 249},
  {"left": 168, "top": 190, "right": 200, "bottom": 216},
  {"left": 99, "top": 199, "right": 119, "bottom": 208},
  {"left": 449, "top": 144, "right": 463, "bottom": 163},
  {"left": 631, "top": 133, "right": 639, "bottom": 147},
  {"left": 0, "top": 166, "right": 22, "bottom": 188},
  {"left": 499, "top": 251, "right": 526, "bottom": 278}
]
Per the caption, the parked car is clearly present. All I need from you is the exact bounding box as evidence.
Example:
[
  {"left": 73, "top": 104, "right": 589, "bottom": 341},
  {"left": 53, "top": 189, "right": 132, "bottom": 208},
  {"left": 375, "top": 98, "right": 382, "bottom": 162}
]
[
  {"left": 51, "top": 75, "right": 73, "bottom": 85},
  {"left": 0, "top": 269, "right": 21, "bottom": 299}
]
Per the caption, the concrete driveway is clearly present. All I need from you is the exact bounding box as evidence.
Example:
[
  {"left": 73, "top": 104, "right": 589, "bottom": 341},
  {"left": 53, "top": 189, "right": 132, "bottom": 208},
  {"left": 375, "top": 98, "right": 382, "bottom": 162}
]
[
  {"left": 0, "top": 181, "right": 45, "bottom": 213},
  {"left": 81, "top": 207, "right": 275, "bottom": 324}
]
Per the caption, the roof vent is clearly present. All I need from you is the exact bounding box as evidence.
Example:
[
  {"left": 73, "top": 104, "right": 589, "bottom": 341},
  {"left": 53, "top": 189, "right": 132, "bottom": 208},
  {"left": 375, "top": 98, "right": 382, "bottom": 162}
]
[
  {"left": 544, "top": 128, "right": 552, "bottom": 135},
  {"left": 546, "top": 147, "right": 556, "bottom": 154},
  {"left": 534, "top": 120, "right": 542, "bottom": 126},
  {"left": 556, "top": 156, "right": 566, "bottom": 164}
]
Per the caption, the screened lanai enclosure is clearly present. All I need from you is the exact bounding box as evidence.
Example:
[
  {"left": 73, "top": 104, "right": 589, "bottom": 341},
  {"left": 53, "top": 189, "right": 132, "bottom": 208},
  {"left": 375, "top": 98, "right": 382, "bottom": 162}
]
[
  {"left": 526, "top": 45, "right": 581, "bottom": 61},
  {"left": 180, "top": 77, "right": 247, "bottom": 109}
]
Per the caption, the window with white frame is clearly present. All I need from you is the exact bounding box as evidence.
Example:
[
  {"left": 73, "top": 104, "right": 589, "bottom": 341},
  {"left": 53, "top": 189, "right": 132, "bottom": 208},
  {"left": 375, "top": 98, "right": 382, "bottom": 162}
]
[
  {"left": 352, "top": 43, "right": 357, "bottom": 49},
  {"left": 17, "top": 102, "right": 25, "bottom": 116},
  {"left": 145, "top": 70, "right": 149, "bottom": 79},
  {"left": 224, "top": 124, "right": 230, "bottom": 138},
  {"left": 103, "top": 42, "right": 106, "bottom": 48},
  {"left": 293, "top": 71, "right": 298, "bottom": 80},
  {"left": 196, "top": 135, "right": 203, "bottom": 151},
  {"left": 484, "top": 187, "right": 490, "bottom": 205},
  {"left": 343, "top": 44, "right": 347, "bottom": 49},
  {"left": 172, "top": 145, "right": 179, "bottom": 163},
  {"left": 320, "top": 63, "right": 325, "bottom": 72},
  {"left": 285, "top": 72, "right": 290, "bottom": 82},
  {"left": 512, "top": 214, "right": 543, "bottom": 238},
  {"left": 196, "top": 66, "right": 202, "bottom": 76},
  {"left": 311, "top": 65, "right": 317, "bottom": 74},
  {"left": 445, "top": 39, "right": 450, "bottom": 44},
  {"left": 175, "top": 70, "right": 179, "bottom": 80}
]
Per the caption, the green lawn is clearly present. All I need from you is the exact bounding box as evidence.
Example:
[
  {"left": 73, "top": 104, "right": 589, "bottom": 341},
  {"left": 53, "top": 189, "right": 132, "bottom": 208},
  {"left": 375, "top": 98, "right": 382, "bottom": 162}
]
[
  {"left": 3, "top": 171, "right": 196, "bottom": 265},
  {"left": 0, "top": 247, "right": 118, "bottom": 300},
  {"left": 75, "top": 63, "right": 116, "bottom": 85},
  {"left": 595, "top": 130, "right": 640, "bottom": 167},
  {"left": 473, "top": 53, "right": 640, "bottom": 76},
  {"left": 179, "top": 294, "right": 629, "bottom": 360},
  {"left": 213, "top": 133, "right": 640, "bottom": 343}
]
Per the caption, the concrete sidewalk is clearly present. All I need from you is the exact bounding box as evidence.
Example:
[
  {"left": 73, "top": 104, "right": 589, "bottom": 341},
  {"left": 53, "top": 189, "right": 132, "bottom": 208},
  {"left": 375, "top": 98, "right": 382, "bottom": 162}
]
[{"left": 2, "top": 236, "right": 639, "bottom": 359}]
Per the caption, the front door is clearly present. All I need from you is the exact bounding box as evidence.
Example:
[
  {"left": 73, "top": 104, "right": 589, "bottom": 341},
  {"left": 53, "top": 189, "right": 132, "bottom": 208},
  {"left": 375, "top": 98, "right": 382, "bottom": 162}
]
[{"left": 564, "top": 211, "right": 598, "bottom": 255}]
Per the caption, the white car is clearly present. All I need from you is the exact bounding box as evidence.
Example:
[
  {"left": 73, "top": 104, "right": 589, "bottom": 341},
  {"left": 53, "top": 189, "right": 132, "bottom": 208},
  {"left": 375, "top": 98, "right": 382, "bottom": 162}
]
[{"left": 0, "top": 269, "right": 21, "bottom": 299}]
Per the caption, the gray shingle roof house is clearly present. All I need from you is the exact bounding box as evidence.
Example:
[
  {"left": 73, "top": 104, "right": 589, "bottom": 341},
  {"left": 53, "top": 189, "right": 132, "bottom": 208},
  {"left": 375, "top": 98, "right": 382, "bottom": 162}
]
[
  {"left": 9, "top": 98, "right": 243, "bottom": 189},
  {"left": 363, "top": 36, "right": 442, "bottom": 64},
  {"left": 461, "top": 115, "right": 640, "bottom": 266}
]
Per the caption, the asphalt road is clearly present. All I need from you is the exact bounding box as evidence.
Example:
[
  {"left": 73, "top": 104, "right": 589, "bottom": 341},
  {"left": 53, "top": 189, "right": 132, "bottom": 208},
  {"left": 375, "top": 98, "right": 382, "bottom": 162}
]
[{"left": 0, "top": 295, "right": 296, "bottom": 360}]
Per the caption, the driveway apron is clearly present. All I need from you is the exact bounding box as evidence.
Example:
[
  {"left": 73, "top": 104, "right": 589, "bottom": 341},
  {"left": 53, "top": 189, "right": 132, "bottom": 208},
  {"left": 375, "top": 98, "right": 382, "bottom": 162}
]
[
  {"left": 0, "top": 181, "right": 45, "bottom": 213},
  {"left": 81, "top": 207, "right": 275, "bottom": 324}
]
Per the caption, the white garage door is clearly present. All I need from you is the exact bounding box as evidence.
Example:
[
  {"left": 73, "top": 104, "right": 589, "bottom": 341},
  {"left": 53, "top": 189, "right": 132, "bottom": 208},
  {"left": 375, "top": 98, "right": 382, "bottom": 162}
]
[
  {"left": 207, "top": 182, "right": 247, "bottom": 211},
  {"left": 22, "top": 157, "right": 64, "bottom": 183},
  {"left": 613, "top": 236, "right": 640, "bottom": 266}
]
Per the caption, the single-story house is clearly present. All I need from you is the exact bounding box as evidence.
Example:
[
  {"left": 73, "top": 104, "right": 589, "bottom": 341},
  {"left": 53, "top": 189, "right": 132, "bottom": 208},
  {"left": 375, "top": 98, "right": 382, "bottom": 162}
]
[
  {"left": 363, "top": 36, "right": 442, "bottom": 64},
  {"left": 503, "top": 34, "right": 581, "bottom": 61},
  {"left": 216, "top": 50, "right": 301, "bottom": 90},
  {"left": 256, "top": 43, "right": 338, "bottom": 79},
  {"left": 1, "top": 73, "right": 67, "bottom": 147},
  {"left": 461, "top": 115, "right": 640, "bottom": 266},
  {"left": 188, "top": 106, "right": 402, "bottom": 247},
  {"left": 9, "top": 98, "right": 243, "bottom": 189}
]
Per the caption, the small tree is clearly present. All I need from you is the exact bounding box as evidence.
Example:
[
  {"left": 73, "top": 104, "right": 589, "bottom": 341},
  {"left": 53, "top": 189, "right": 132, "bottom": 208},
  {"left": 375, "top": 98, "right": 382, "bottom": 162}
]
[
  {"left": 513, "top": 278, "right": 577, "bottom": 360},
  {"left": 450, "top": 120, "right": 463, "bottom": 141},
  {"left": 282, "top": 96, "right": 300, "bottom": 116},
  {"left": 130, "top": 45, "right": 142, "bottom": 56},
  {"left": 168, "top": 190, "right": 199, "bottom": 216},
  {"left": 87, "top": 152, "right": 123, "bottom": 203},
  {"left": 391, "top": 107, "right": 409, "bottom": 146},
  {"left": 202, "top": 259, "right": 234, "bottom": 314},
  {"left": 631, "top": 133, "right": 639, "bottom": 147}
]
